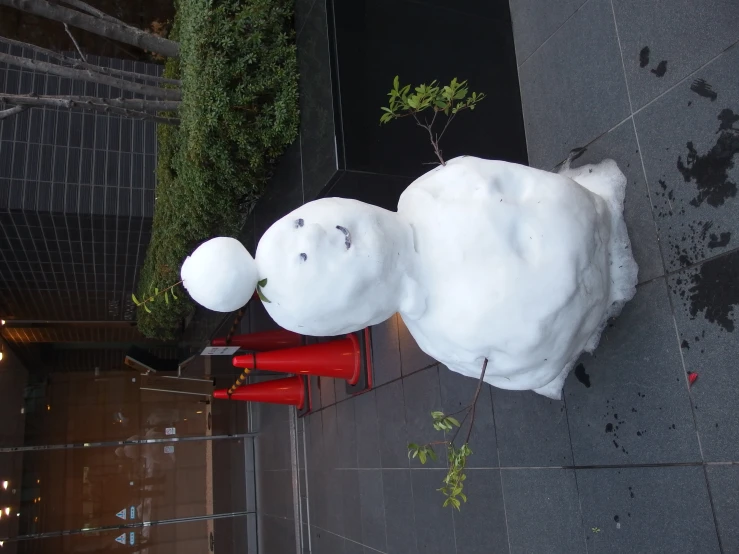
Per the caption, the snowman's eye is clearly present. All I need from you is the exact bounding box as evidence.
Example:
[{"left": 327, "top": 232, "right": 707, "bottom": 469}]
[
  {"left": 299, "top": 253, "right": 307, "bottom": 262},
  {"left": 294, "top": 218, "right": 304, "bottom": 228}
]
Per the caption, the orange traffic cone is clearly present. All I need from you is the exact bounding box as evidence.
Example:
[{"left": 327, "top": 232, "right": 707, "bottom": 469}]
[
  {"left": 232, "top": 329, "right": 373, "bottom": 395},
  {"left": 211, "top": 329, "right": 304, "bottom": 351},
  {"left": 213, "top": 375, "right": 311, "bottom": 416}
]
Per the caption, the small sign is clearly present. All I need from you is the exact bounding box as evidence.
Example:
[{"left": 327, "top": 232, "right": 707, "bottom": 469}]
[
  {"left": 164, "top": 445, "right": 175, "bottom": 454},
  {"left": 165, "top": 427, "right": 176, "bottom": 436},
  {"left": 115, "top": 533, "right": 126, "bottom": 545},
  {"left": 116, "top": 509, "right": 126, "bottom": 520},
  {"left": 129, "top": 532, "right": 135, "bottom": 545},
  {"left": 201, "top": 346, "right": 240, "bottom": 356},
  {"left": 130, "top": 506, "right": 136, "bottom": 519}
]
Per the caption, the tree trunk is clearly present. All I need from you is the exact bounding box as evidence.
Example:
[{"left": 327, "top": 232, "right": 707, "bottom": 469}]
[
  {"left": 60, "top": 0, "right": 139, "bottom": 31},
  {"left": 0, "top": 95, "right": 179, "bottom": 125},
  {"left": 0, "top": 36, "right": 181, "bottom": 86},
  {"left": 0, "top": 94, "right": 180, "bottom": 112},
  {"left": 0, "top": 52, "right": 181, "bottom": 100},
  {"left": 0, "top": 0, "right": 180, "bottom": 58}
]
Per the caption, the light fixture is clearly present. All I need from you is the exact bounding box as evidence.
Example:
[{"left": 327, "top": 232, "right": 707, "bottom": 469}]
[
  {"left": 1, "top": 319, "right": 5, "bottom": 325},
  {"left": 4, "top": 508, "right": 9, "bottom": 516},
  {"left": 36, "top": 480, "right": 40, "bottom": 484},
  {"left": 1, "top": 482, "right": 7, "bottom": 490}
]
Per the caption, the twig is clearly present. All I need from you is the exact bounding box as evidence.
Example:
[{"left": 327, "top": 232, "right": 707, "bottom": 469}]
[
  {"left": 437, "top": 111, "right": 458, "bottom": 143},
  {"left": 412, "top": 112, "right": 445, "bottom": 165},
  {"left": 447, "top": 358, "right": 489, "bottom": 445},
  {"left": 464, "top": 358, "right": 489, "bottom": 443},
  {"left": 138, "top": 280, "right": 184, "bottom": 306},
  {"left": 0, "top": 104, "right": 26, "bottom": 120},
  {"left": 63, "top": 22, "right": 87, "bottom": 62}
]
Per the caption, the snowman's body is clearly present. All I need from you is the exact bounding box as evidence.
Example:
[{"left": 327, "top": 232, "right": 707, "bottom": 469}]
[
  {"left": 183, "top": 157, "right": 638, "bottom": 399},
  {"left": 395, "top": 157, "right": 637, "bottom": 398}
]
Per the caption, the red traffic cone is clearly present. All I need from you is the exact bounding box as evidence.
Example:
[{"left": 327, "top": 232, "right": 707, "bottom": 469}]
[
  {"left": 211, "top": 329, "right": 304, "bottom": 351},
  {"left": 213, "top": 375, "right": 310, "bottom": 415},
  {"left": 233, "top": 333, "right": 370, "bottom": 390}
]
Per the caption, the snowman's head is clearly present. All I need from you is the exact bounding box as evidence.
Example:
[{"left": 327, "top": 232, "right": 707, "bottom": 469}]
[
  {"left": 255, "top": 198, "right": 416, "bottom": 336},
  {"left": 181, "top": 237, "right": 258, "bottom": 312}
]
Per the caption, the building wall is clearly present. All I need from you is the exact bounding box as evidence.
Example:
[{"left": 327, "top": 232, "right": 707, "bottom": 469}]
[{"left": 0, "top": 43, "right": 158, "bottom": 322}]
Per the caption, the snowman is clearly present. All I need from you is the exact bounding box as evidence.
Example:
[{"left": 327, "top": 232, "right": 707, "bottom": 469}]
[{"left": 181, "top": 156, "right": 638, "bottom": 399}]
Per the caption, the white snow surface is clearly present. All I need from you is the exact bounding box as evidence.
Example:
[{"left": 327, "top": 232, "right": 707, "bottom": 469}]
[
  {"left": 185, "top": 157, "right": 638, "bottom": 398},
  {"left": 181, "top": 237, "right": 258, "bottom": 313}
]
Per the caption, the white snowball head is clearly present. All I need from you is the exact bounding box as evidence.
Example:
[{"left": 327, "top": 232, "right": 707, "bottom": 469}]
[{"left": 181, "top": 237, "right": 258, "bottom": 312}]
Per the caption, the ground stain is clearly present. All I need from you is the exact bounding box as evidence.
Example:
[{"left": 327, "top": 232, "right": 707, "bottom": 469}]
[
  {"left": 639, "top": 46, "right": 650, "bottom": 68},
  {"left": 690, "top": 79, "right": 718, "bottom": 101},
  {"left": 708, "top": 232, "right": 731, "bottom": 248},
  {"left": 677, "top": 109, "right": 739, "bottom": 208},
  {"left": 575, "top": 363, "right": 590, "bottom": 387},
  {"left": 651, "top": 60, "right": 668, "bottom": 77},
  {"left": 687, "top": 250, "right": 739, "bottom": 332}
]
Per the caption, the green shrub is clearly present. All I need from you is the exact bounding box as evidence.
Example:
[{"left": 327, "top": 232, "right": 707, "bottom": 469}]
[{"left": 136, "top": 0, "right": 299, "bottom": 339}]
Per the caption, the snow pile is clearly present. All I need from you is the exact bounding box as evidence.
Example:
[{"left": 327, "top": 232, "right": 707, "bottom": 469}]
[
  {"left": 181, "top": 237, "right": 258, "bottom": 313},
  {"left": 184, "top": 157, "right": 638, "bottom": 398}
]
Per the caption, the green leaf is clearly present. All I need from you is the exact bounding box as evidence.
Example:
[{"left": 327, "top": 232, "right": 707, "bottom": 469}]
[
  {"left": 171, "top": 288, "right": 178, "bottom": 300},
  {"left": 419, "top": 451, "right": 427, "bottom": 464},
  {"left": 258, "top": 278, "right": 268, "bottom": 288},
  {"left": 257, "top": 287, "right": 271, "bottom": 303},
  {"left": 165, "top": 291, "right": 170, "bottom": 305},
  {"left": 447, "top": 417, "right": 461, "bottom": 428},
  {"left": 459, "top": 492, "right": 467, "bottom": 503},
  {"left": 131, "top": 293, "right": 140, "bottom": 306},
  {"left": 393, "top": 75, "right": 399, "bottom": 91},
  {"left": 154, "top": 287, "right": 159, "bottom": 295},
  {"left": 144, "top": 304, "right": 152, "bottom": 314}
]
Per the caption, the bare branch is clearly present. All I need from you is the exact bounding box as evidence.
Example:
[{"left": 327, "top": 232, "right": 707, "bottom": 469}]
[
  {"left": 464, "top": 358, "right": 488, "bottom": 444},
  {"left": 63, "top": 23, "right": 86, "bottom": 62},
  {"left": 447, "top": 358, "right": 489, "bottom": 446},
  {"left": 412, "top": 112, "right": 445, "bottom": 165},
  {"left": 0, "top": 51, "right": 181, "bottom": 100},
  {"left": 0, "top": 36, "right": 181, "bottom": 86},
  {"left": 0, "top": 104, "right": 26, "bottom": 120},
  {"left": 0, "top": 93, "right": 180, "bottom": 112},
  {"left": 0, "top": 0, "right": 180, "bottom": 58}
]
